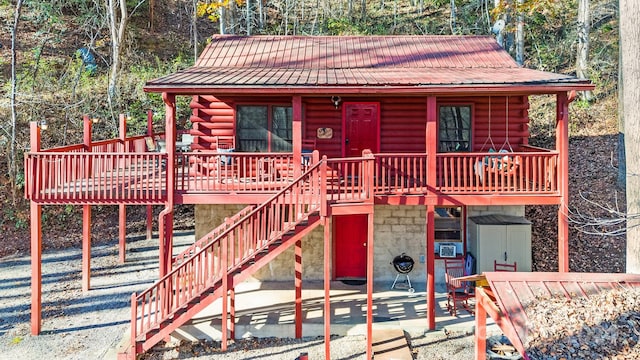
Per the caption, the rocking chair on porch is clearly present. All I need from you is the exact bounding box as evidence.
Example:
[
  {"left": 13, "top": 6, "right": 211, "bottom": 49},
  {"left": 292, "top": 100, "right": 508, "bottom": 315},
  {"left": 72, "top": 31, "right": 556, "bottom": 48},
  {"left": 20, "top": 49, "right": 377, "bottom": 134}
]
[{"left": 444, "top": 254, "right": 475, "bottom": 316}]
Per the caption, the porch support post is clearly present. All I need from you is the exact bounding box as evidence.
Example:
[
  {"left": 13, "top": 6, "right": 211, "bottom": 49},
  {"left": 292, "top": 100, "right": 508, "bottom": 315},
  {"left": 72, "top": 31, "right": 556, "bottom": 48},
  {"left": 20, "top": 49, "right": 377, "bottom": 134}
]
[
  {"left": 426, "top": 204, "right": 436, "bottom": 330},
  {"left": 292, "top": 95, "right": 303, "bottom": 178},
  {"left": 146, "top": 110, "right": 154, "bottom": 241},
  {"left": 366, "top": 212, "right": 374, "bottom": 360},
  {"left": 29, "top": 122, "right": 42, "bottom": 335},
  {"left": 160, "top": 93, "right": 176, "bottom": 277},
  {"left": 295, "top": 239, "right": 303, "bottom": 338},
  {"left": 82, "top": 205, "right": 91, "bottom": 292},
  {"left": 119, "top": 204, "right": 126, "bottom": 263},
  {"left": 30, "top": 201, "right": 42, "bottom": 334},
  {"left": 556, "top": 92, "right": 569, "bottom": 272},
  {"left": 82, "top": 116, "right": 92, "bottom": 292},
  {"left": 118, "top": 114, "right": 127, "bottom": 263},
  {"left": 146, "top": 206, "right": 153, "bottom": 240},
  {"left": 221, "top": 236, "right": 229, "bottom": 351},
  {"left": 323, "top": 217, "right": 331, "bottom": 359},
  {"left": 426, "top": 96, "right": 438, "bottom": 330}
]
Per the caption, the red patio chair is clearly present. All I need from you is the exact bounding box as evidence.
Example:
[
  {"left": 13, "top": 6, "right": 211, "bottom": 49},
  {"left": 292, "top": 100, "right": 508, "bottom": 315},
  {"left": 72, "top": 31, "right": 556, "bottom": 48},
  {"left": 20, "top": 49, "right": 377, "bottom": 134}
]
[
  {"left": 494, "top": 260, "right": 517, "bottom": 272},
  {"left": 444, "top": 257, "right": 474, "bottom": 316}
]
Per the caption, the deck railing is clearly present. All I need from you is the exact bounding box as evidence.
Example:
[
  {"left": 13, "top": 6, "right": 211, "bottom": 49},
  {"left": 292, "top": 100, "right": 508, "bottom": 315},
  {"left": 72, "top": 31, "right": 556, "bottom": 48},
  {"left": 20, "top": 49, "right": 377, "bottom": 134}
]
[
  {"left": 175, "top": 152, "right": 305, "bottom": 193},
  {"left": 325, "top": 152, "right": 376, "bottom": 204},
  {"left": 436, "top": 150, "right": 558, "bottom": 193},
  {"left": 24, "top": 152, "right": 167, "bottom": 203},
  {"left": 24, "top": 143, "right": 559, "bottom": 203},
  {"left": 373, "top": 153, "right": 429, "bottom": 194}
]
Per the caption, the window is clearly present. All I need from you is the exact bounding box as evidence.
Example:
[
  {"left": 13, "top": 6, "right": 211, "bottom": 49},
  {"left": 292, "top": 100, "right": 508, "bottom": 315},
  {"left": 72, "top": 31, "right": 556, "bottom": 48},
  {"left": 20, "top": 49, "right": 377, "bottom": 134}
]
[
  {"left": 236, "top": 105, "right": 293, "bottom": 152},
  {"left": 435, "top": 206, "right": 464, "bottom": 257},
  {"left": 438, "top": 105, "right": 471, "bottom": 152}
]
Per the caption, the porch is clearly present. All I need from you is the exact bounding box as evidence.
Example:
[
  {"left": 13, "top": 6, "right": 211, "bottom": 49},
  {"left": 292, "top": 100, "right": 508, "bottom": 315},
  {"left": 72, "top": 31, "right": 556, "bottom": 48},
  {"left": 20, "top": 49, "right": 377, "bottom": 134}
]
[
  {"left": 24, "top": 125, "right": 560, "bottom": 205},
  {"left": 172, "top": 280, "right": 495, "bottom": 341}
]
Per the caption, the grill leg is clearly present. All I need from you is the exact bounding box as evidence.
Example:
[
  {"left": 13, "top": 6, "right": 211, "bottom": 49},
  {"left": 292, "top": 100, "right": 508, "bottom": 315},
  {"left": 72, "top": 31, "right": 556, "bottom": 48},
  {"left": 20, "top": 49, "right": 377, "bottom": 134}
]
[
  {"left": 391, "top": 273, "right": 401, "bottom": 289},
  {"left": 405, "top": 274, "right": 414, "bottom": 292}
]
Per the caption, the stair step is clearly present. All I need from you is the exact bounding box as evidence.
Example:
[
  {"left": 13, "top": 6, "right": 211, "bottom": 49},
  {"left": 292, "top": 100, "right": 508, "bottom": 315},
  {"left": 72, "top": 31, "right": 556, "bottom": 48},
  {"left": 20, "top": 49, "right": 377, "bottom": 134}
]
[{"left": 146, "top": 328, "right": 160, "bottom": 340}]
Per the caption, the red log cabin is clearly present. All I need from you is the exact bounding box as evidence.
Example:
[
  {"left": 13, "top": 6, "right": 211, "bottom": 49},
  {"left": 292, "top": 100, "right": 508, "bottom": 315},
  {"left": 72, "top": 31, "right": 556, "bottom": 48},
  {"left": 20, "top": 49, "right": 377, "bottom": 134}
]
[{"left": 24, "top": 35, "right": 593, "bottom": 359}]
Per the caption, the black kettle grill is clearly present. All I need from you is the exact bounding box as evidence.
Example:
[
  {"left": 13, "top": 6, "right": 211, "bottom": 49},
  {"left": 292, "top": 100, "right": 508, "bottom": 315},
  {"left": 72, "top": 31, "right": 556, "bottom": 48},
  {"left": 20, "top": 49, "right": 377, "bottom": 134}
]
[{"left": 391, "top": 253, "right": 415, "bottom": 292}]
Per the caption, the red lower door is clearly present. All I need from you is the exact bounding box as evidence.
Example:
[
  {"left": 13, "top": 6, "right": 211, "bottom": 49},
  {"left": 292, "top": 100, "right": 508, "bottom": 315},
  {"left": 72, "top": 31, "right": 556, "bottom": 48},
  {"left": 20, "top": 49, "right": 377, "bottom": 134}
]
[{"left": 334, "top": 214, "right": 368, "bottom": 279}]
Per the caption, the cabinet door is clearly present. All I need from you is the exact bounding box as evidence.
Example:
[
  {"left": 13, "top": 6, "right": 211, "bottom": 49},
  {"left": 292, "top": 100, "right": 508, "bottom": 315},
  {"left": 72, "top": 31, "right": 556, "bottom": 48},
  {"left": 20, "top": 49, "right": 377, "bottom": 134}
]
[
  {"left": 506, "top": 225, "right": 531, "bottom": 271},
  {"left": 477, "top": 224, "right": 507, "bottom": 273}
]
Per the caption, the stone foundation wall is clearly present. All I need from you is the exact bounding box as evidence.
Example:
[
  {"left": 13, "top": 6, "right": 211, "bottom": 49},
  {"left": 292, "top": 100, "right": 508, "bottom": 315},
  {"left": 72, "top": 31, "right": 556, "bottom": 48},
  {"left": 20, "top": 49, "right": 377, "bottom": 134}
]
[
  {"left": 193, "top": 204, "right": 525, "bottom": 285},
  {"left": 194, "top": 204, "right": 327, "bottom": 281}
]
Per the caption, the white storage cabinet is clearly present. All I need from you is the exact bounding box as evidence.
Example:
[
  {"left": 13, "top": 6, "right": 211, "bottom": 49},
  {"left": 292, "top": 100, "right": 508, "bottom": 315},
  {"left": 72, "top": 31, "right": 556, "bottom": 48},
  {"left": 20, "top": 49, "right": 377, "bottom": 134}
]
[{"left": 468, "top": 214, "right": 532, "bottom": 273}]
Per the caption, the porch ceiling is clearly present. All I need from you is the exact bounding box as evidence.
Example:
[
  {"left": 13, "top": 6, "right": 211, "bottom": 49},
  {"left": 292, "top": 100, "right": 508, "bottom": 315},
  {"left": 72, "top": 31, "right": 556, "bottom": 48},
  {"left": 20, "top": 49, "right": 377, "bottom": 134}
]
[{"left": 144, "top": 35, "right": 593, "bottom": 94}]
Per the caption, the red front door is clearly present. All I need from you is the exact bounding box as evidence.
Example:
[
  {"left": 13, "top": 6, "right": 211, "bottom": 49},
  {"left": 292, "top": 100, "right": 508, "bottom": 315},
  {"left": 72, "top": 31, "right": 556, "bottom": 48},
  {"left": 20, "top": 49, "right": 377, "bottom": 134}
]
[
  {"left": 343, "top": 103, "right": 380, "bottom": 157},
  {"left": 334, "top": 214, "right": 368, "bottom": 279}
]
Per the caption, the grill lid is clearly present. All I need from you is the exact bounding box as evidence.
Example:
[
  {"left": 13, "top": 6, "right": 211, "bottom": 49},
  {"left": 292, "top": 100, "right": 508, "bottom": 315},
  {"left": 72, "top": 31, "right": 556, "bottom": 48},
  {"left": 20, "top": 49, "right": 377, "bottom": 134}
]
[{"left": 392, "top": 253, "right": 414, "bottom": 274}]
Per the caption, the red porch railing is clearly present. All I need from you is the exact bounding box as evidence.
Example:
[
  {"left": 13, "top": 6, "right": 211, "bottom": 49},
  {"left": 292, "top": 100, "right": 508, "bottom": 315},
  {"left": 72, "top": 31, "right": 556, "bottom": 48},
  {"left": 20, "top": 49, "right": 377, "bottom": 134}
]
[
  {"left": 373, "top": 153, "right": 429, "bottom": 194},
  {"left": 436, "top": 149, "right": 558, "bottom": 194},
  {"left": 24, "top": 152, "right": 167, "bottom": 203},
  {"left": 129, "top": 160, "right": 328, "bottom": 355},
  {"left": 325, "top": 152, "right": 376, "bottom": 204},
  {"left": 24, "top": 141, "right": 559, "bottom": 203},
  {"left": 175, "top": 152, "right": 308, "bottom": 193}
]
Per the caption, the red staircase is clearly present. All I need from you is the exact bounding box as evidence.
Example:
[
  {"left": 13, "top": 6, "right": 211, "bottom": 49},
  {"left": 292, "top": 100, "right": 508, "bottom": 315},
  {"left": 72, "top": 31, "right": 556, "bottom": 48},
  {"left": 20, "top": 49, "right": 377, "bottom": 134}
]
[{"left": 118, "top": 162, "right": 326, "bottom": 359}]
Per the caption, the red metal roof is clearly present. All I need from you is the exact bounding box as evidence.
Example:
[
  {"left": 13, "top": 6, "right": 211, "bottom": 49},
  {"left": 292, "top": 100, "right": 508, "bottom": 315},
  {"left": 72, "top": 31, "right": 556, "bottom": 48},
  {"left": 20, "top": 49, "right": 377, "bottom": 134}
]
[
  {"left": 145, "top": 35, "right": 593, "bottom": 93},
  {"left": 482, "top": 272, "right": 640, "bottom": 359}
]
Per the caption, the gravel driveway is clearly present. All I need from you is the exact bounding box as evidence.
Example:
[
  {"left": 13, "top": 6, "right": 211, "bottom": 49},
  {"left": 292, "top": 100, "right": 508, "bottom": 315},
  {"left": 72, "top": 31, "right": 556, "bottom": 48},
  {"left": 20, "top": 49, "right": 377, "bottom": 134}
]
[{"left": 0, "top": 232, "right": 482, "bottom": 360}]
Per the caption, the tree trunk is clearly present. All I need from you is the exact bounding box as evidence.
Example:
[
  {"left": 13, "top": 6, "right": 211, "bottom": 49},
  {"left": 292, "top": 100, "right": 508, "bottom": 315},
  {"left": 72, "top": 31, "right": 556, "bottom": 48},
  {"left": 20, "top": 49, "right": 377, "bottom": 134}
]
[
  {"left": 618, "top": 39, "right": 626, "bottom": 189},
  {"left": 220, "top": 6, "right": 227, "bottom": 34},
  {"left": 257, "top": 0, "right": 263, "bottom": 31},
  {"left": 149, "top": 0, "right": 155, "bottom": 30},
  {"left": 246, "top": 0, "right": 251, "bottom": 35},
  {"left": 450, "top": 0, "right": 456, "bottom": 34},
  {"left": 192, "top": 0, "right": 198, "bottom": 60},
  {"left": 515, "top": 0, "right": 524, "bottom": 65},
  {"left": 621, "top": 0, "right": 640, "bottom": 273},
  {"left": 577, "top": 0, "right": 593, "bottom": 101},
  {"left": 9, "top": 0, "right": 24, "bottom": 204},
  {"left": 107, "top": 0, "right": 129, "bottom": 120}
]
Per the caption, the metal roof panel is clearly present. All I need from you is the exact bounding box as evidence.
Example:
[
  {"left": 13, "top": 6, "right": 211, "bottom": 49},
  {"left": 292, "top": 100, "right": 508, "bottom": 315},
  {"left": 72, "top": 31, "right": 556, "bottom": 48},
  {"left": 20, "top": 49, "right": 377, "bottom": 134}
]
[{"left": 482, "top": 272, "right": 640, "bottom": 360}]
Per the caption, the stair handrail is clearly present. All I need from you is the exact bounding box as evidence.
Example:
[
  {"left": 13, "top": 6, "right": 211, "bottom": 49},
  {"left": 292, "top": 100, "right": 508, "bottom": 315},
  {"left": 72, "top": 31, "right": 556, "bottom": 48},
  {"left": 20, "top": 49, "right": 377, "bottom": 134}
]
[
  {"left": 172, "top": 205, "right": 256, "bottom": 266},
  {"left": 129, "top": 159, "right": 325, "bottom": 353}
]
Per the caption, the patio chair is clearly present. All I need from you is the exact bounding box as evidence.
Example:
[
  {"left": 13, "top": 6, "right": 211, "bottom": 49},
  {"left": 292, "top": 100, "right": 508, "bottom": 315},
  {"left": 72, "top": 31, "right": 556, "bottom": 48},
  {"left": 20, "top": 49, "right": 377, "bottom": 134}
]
[
  {"left": 301, "top": 138, "right": 316, "bottom": 167},
  {"left": 494, "top": 260, "right": 517, "bottom": 272},
  {"left": 144, "top": 136, "right": 166, "bottom": 168},
  {"left": 189, "top": 136, "right": 237, "bottom": 180},
  {"left": 444, "top": 256, "right": 475, "bottom": 316}
]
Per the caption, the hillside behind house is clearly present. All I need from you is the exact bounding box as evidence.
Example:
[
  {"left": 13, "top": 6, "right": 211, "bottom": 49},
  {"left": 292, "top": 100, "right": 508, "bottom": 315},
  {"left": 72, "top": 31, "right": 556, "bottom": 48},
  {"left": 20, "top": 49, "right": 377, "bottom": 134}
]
[{"left": 0, "top": 0, "right": 624, "bottom": 272}]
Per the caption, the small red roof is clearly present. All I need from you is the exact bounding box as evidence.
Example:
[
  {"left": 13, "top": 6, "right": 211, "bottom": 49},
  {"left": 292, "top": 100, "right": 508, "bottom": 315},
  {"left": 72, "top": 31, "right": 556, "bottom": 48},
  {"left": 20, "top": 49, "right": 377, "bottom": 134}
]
[{"left": 145, "top": 35, "right": 593, "bottom": 94}]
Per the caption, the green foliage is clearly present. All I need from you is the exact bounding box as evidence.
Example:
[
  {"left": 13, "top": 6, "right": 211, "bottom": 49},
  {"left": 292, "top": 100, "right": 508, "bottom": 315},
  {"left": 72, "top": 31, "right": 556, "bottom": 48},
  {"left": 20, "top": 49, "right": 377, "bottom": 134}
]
[
  {"left": 14, "top": 172, "right": 24, "bottom": 191},
  {"left": 326, "top": 18, "right": 367, "bottom": 35},
  {"left": 2, "top": 208, "right": 28, "bottom": 230}
]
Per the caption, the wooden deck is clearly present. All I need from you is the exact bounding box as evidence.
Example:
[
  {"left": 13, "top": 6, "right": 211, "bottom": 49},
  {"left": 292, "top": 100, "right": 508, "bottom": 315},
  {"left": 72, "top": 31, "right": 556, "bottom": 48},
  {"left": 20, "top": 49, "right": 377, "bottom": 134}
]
[{"left": 24, "top": 147, "right": 559, "bottom": 205}]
